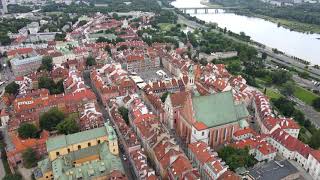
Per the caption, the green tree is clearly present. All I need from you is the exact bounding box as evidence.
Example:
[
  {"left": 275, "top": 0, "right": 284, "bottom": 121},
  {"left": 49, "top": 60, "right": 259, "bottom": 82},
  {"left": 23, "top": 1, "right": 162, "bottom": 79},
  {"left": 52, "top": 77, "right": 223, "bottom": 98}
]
[
  {"left": 3, "top": 174, "right": 22, "bottom": 180},
  {"left": 218, "top": 146, "right": 257, "bottom": 171},
  {"left": 298, "top": 71, "right": 310, "bottom": 79},
  {"left": 39, "top": 56, "right": 53, "bottom": 72},
  {"left": 161, "top": 92, "right": 169, "bottom": 103},
  {"left": 57, "top": 115, "right": 79, "bottom": 135},
  {"left": 271, "top": 70, "right": 292, "bottom": 85},
  {"left": 18, "top": 123, "right": 38, "bottom": 139},
  {"left": 312, "top": 97, "right": 320, "bottom": 110},
  {"left": 309, "top": 130, "right": 320, "bottom": 149},
  {"left": 104, "top": 46, "right": 112, "bottom": 56},
  {"left": 86, "top": 56, "right": 96, "bottom": 66},
  {"left": 78, "top": 20, "right": 88, "bottom": 27},
  {"left": 40, "top": 108, "right": 65, "bottom": 131},
  {"left": 22, "top": 148, "right": 38, "bottom": 168},
  {"left": 281, "top": 81, "right": 295, "bottom": 96},
  {"left": 118, "top": 107, "right": 129, "bottom": 124},
  {"left": 38, "top": 76, "right": 64, "bottom": 94},
  {"left": 261, "top": 52, "right": 267, "bottom": 60},
  {"left": 227, "top": 61, "right": 242, "bottom": 74},
  {"left": 55, "top": 33, "right": 66, "bottom": 41},
  {"left": 112, "top": 13, "right": 120, "bottom": 20},
  {"left": 5, "top": 82, "right": 20, "bottom": 95},
  {"left": 272, "top": 97, "right": 295, "bottom": 116}
]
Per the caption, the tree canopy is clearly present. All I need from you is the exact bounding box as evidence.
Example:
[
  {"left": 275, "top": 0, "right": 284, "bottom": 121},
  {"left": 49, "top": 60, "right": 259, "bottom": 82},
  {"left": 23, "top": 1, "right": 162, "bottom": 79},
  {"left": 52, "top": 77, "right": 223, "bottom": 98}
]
[
  {"left": 309, "top": 130, "right": 320, "bottom": 149},
  {"left": 86, "top": 56, "right": 96, "bottom": 66},
  {"left": 118, "top": 107, "right": 129, "bottom": 124},
  {"left": 18, "top": 123, "right": 38, "bottom": 139},
  {"left": 218, "top": 146, "right": 257, "bottom": 171},
  {"left": 40, "top": 108, "right": 65, "bottom": 131},
  {"left": 271, "top": 70, "right": 292, "bottom": 85},
  {"left": 38, "top": 76, "right": 64, "bottom": 94},
  {"left": 281, "top": 81, "right": 295, "bottom": 97},
  {"left": 55, "top": 33, "right": 66, "bottom": 41},
  {"left": 3, "top": 174, "right": 22, "bottom": 180},
  {"left": 5, "top": 82, "right": 20, "bottom": 95},
  {"left": 161, "top": 92, "right": 169, "bottom": 103},
  {"left": 38, "top": 56, "right": 54, "bottom": 72},
  {"left": 312, "top": 97, "right": 320, "bottom": 110},
  {"left": 57, "top": 114, "right": 80, "bottom": 135},
  {"left": 22, "top": 148, "right": 38, "bottom": 168}
]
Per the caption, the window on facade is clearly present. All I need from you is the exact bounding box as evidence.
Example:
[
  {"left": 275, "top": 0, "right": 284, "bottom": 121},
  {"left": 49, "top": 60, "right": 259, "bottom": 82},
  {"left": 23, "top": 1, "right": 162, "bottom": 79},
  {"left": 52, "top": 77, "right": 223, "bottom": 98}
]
[
  {"left": 78, "top": 145, "right": 81, "bottom": 150},
  {"left": 202, "top": 132, "right": 205, "bottom": 136},
  {"left": 56, "top": 151, "right": 60, "bottom": 156},
  {"left": 67, "top": 148, "right": 70, "bottom": 153},
  {"left": 224, "top": 128, "right": 228, "bottom": 140},
  {"left": 215, "top": 131, "right": 219, "bottom": 142},
  {"left": 194, "top": 130, "right": 196, "bottom": 134},
  {"left": 88, "top": 142, "right": 91, "bottom": 147},
  {"left": 97, "top": 140, "right": 101, "bottom": 144}
]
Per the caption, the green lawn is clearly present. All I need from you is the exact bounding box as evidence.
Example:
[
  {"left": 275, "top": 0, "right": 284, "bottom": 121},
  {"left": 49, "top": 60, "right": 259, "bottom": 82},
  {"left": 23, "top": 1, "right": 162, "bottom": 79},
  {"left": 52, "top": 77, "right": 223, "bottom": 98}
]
[
  {"left": 258, "top": 88, "right": 283, "bottom": 100},
  {"left": 266, "top": 88, "right": 283, "bottom": 100},
  {"left": 158, "top": 23, "right": 175, "bottom": 31},
  {"left": 293, "top": 86, "right": 319, "bottom": 105}
]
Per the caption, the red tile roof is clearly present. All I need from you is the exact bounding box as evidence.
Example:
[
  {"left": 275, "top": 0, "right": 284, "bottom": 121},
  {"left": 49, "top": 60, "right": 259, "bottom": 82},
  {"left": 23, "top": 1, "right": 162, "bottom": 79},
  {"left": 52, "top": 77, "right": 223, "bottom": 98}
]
[
  {"left": 311, "top": 150, "right": 320, "bottom": 162},
  {"left": 7, "top": 48, "right": 33, "bottom": 57},
  {"left": 233, "top": 128, "right": 257, "bottom": 137},
  {"left": 271, "top": 129, "right": 311, "bottom": 157},
  {"left": 6, "top": 131, "right": 49, "bottom": 156},
  {"left": 170, "top": 91, "right": 189, "bottom": 107}
]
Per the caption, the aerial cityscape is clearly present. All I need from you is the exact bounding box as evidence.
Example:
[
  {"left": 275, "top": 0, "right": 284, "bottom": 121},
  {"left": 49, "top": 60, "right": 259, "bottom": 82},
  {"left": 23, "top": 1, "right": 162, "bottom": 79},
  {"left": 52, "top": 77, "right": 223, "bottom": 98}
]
[{"left": 1, "top": 0, "right": 320, "bottom": 179}]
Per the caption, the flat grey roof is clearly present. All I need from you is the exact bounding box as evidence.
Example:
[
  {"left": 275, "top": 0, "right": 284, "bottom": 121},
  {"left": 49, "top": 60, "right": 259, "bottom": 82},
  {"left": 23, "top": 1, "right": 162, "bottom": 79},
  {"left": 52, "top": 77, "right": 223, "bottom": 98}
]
[{"left": 248, "top": 160, "right": 299, "bottom": 180}]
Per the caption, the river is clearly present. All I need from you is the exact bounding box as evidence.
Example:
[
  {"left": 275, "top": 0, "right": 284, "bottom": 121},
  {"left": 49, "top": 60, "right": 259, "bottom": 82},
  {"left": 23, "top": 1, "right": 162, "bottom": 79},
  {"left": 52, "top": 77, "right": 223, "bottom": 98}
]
[{"left": 171, "top": 0, "right": 320, "bottom": 65}]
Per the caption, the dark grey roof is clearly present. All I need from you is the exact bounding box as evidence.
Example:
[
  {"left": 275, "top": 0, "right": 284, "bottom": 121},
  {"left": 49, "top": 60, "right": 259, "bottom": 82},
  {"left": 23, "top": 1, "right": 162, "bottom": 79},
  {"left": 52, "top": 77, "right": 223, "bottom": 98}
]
[{"left": 248, "top": 160, "right": 299, "bottom": 180}]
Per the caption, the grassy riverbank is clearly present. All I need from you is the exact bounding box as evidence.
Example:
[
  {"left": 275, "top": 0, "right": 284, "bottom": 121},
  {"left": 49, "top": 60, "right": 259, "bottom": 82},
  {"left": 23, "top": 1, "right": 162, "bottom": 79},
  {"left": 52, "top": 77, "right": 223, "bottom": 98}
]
[
  {"left": 204, "top": 1, "right": 320, "bottom": 34},
  {"left": 253, "top": 14, "right": 320, "bottom": 34}
]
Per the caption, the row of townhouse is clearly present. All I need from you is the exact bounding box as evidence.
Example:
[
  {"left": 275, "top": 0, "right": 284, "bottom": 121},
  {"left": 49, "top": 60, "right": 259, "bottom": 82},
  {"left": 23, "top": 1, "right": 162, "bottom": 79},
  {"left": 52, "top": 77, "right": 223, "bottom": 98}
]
[
  {"left": 90, "top": 63, "right": 137, "bottom": 104},
  {"left": 127, "top": 96, "right": 201, "bottom": 179},
  {"left": 108, "top": 105, "right": 157, "bottom": 180},
  {"left": 232, "top": 128, "right": 277, "bottom": 162},
  {"left": 250, "top": 90, "right": 320, "bottom": 179}
]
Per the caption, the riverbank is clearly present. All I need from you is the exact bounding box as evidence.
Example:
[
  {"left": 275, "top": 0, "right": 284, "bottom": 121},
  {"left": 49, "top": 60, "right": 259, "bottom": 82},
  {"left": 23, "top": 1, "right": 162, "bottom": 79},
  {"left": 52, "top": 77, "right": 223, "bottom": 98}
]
[
  {"left": 201, "top": 1, "right": 320, "bottom": 34},
  {"left": 174, "top": 6, "right": 320, "bottom": 78},
  {"left": 237, "top": 11, "right": 320, "bottom": 34}
]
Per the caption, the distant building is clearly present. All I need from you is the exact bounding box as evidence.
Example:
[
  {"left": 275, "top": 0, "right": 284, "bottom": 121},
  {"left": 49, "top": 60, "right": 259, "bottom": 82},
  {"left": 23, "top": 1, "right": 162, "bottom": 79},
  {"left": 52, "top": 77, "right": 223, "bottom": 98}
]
[
  {"left": 11, "top": 56, "right": 43, "bottom": 76},
  {"left": 33, "top": 123, "right": 125, "bottom": 180},
  {"left": 210, "top": 51, "right": 238, "bottom": 60}
]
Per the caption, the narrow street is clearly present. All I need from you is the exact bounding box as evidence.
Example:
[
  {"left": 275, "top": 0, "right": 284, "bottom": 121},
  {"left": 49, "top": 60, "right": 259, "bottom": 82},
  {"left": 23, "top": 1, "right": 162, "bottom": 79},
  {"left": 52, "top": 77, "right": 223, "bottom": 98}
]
[{"left": 83, "top": 70, "right": 134, "bottom": 180}]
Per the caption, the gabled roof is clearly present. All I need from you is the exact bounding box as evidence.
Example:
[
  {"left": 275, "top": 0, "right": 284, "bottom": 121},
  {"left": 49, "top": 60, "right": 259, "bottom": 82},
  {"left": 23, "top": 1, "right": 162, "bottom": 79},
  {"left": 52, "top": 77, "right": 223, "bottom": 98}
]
[{"left": 169, "top": 91, "right": 189, "bottom": 108}]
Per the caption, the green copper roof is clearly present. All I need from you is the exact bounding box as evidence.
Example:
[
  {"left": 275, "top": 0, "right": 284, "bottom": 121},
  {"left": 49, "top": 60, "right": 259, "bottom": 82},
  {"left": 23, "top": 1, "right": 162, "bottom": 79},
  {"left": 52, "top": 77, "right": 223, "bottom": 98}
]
[
  {"left": 50, "top": 142, "right": 123, "bottom": 180},
  {"left": 192, "top": 91, "right": 249, "bottom": 128},
  {"left": 47, "top": 124, "right": 116, "bottom": 152}
]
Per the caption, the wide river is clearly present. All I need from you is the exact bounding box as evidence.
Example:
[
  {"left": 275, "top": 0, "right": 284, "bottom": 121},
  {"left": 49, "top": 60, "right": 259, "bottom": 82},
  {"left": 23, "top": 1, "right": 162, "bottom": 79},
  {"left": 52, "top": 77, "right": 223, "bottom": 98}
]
[{"left": 171, "top": 0, "right": 320, "bottom": 65}]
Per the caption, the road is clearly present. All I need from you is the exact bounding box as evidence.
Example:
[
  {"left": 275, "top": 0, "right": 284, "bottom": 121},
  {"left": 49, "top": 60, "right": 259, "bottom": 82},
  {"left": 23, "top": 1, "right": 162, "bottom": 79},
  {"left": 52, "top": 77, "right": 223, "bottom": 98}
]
[
  {"left": 82, "top": 70, "right": 134, "bottom": 180},
  {"left": 173, "top": 8, "right": 320, "bottom": 80}
]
